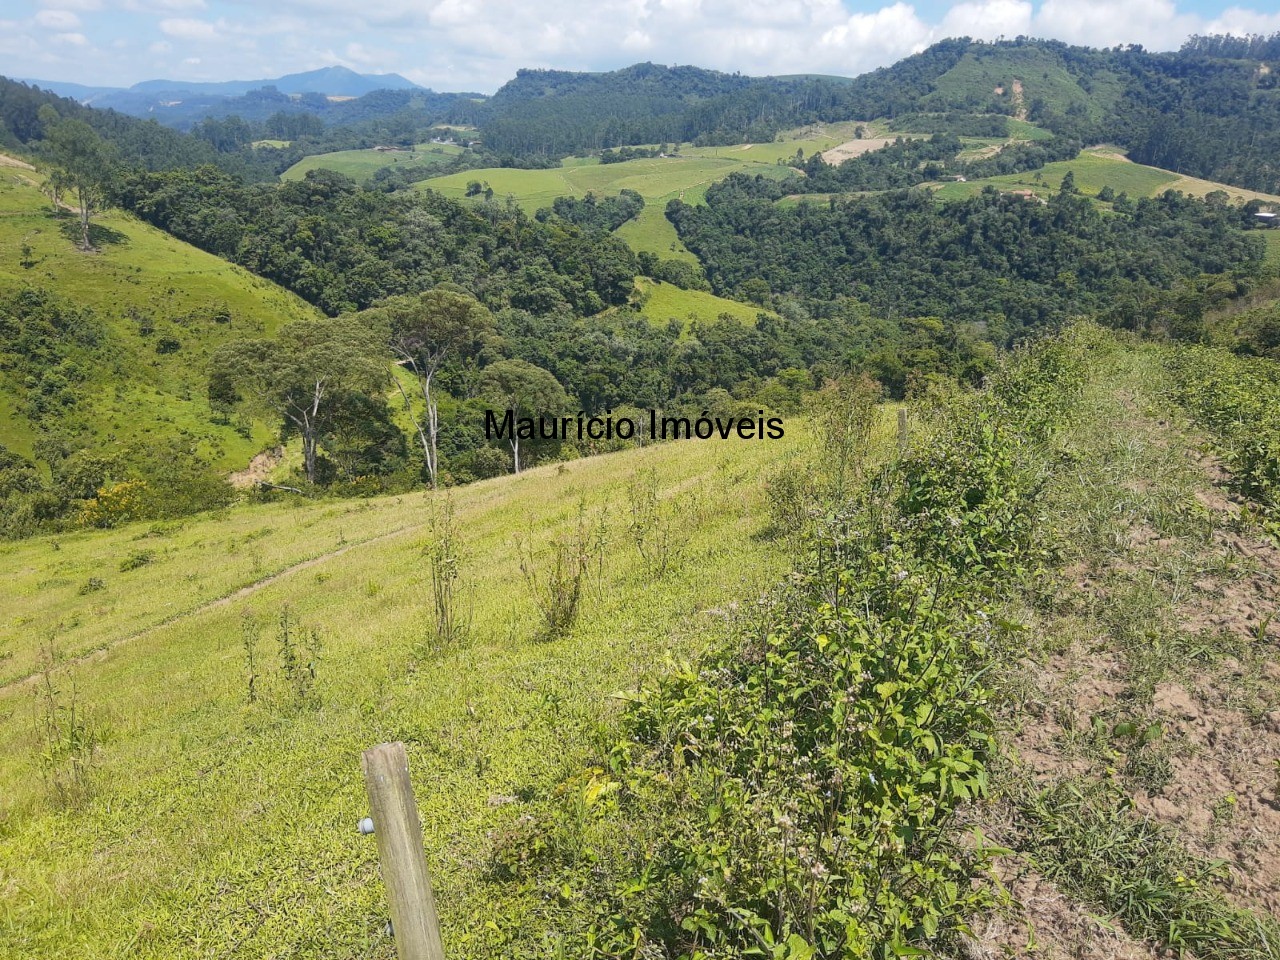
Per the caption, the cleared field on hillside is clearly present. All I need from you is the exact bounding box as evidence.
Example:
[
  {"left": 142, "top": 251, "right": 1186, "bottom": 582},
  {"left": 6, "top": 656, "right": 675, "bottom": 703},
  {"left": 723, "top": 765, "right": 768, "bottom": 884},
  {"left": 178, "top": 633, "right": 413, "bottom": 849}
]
[
  {"left": 819, "top": 137, "right": 898, "bottom": 164},
  {"left": 630, "top": 276, "right": 769, "bottom": 327},
  {"left": 418, "top": 153, "right": 798, "bottom": 261},
  {"left": 282, "top": 142, "right": 464, "bottom": 181},
  {"left": 413, "top": 125, "right": 896, "bottom": 261},
  {"left": 0, "top": 171, "right": 319, "bottom": 466},
  {"left": 928, "top": 148, "right": 1280, "bottom": 206},
  {"left": 1265, "top": 231, "right": 1280, "bottom": 268},
  {"left": 923, "top": 45, "right": 1127, "bottom": 119},
  {"left": 0, "top": 432, "right": 807, "bottom": 958}
]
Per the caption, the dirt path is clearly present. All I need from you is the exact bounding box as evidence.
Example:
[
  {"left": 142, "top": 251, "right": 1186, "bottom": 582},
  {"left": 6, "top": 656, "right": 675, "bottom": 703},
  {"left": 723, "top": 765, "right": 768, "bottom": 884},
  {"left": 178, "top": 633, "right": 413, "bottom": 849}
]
[
  {"left": 1085, "top": 146, "right": 1132, "bottom": 162},
  {"left": 0, "top": 521, "right": 426, "bottom": 692},
  {"left": 1011, "top": 79, "right": 1027, "bottom": 122},
  {"left": 0, "top": 152, "right": 35, "bottom": 170},
  {"left": 996, "top": 368, "right": 1280, "bottom": 922}
]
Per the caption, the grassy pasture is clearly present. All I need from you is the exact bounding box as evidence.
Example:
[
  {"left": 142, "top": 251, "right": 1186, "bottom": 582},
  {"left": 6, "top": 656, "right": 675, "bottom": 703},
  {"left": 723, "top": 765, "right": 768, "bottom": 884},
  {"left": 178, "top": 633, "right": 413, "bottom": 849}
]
[
  {"left": 629, "top": 277, "right": 770, "bottom": 328},
  {"left": 1006, "top": 118, "right": 1054, "bottom": 140},
  {"left": 282, "top": 142, "right": 464, "bottom": 182},
  {"left": 418, "top": 153, "right": 799, "bottom": 261},
  {"left": 926, "top": 148, "right": 1280, "bottom": 207},
  {"left": 0, "top": 431, "right": 810, "bottom": 958},
  {"left": 1263, "top": 231, "right": 1280, "bottom": 269},
  {"left": 412, "top": 124, "right": 893, "bottom": 262},
  {"left": 0, "top": 171, "right": 319, "bottom": 467}
]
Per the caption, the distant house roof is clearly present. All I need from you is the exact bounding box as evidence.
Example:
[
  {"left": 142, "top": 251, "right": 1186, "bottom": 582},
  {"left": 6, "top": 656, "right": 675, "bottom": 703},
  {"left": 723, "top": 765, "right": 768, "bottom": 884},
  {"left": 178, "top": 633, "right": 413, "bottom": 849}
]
[{"left": 1256, "top": 211, "right": 1277, "bottom": 218}]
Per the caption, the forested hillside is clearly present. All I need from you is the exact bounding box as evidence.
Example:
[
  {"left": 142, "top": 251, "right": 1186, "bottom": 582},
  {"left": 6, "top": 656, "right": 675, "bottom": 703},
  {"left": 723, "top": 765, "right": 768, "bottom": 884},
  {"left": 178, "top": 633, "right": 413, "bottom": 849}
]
[
  {"left": 479, "top": 63, "right": 846, "bottom": 155},
  {"left": 469, "top": 35, "right": 1280, "bottom": 195},
  {"left": 0, "top": 169, "right": 320, "bottom": 537},
  {"left": 668, "top": 173, "right": 1266, "bottom": 346}
]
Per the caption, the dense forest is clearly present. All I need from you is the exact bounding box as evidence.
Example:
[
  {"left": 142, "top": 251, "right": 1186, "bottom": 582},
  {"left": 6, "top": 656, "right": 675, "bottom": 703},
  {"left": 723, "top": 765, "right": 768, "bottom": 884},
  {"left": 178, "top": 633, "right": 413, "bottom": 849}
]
[
  {"left": 116, "top": 166, "right": 638, "bottom": 316},
  {"left": 478, "top": 63, "right": 848, "bottom": 155},
  {"left": 667, "top": 174, "right": 1266, "bottom": 342}
]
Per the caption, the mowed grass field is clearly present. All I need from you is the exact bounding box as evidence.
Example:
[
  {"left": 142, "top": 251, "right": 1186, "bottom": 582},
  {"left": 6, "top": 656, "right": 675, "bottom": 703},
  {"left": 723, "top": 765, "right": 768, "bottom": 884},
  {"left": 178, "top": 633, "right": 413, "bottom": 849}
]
[
  {"left": 0, "top": 169, "right": 319, "bottom": 466},
  {"left": 0, "top": 432, "right": 812, "bottom": 959},
  {"left": 930, "top": 147, "right": 1280, "bottom": 205},
  {"left": 417, "top": 152, "right": 802, "bottom": 262},
  {"left": 282, "top": 142, "right": 464, "bottom": 182}
]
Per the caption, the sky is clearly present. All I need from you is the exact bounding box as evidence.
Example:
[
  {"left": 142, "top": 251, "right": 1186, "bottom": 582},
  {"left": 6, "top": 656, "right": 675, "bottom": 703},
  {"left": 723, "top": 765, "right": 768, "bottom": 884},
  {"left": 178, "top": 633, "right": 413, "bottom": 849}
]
[{"left": 4, "top": 0, "right": 1280, "bottom": 93}]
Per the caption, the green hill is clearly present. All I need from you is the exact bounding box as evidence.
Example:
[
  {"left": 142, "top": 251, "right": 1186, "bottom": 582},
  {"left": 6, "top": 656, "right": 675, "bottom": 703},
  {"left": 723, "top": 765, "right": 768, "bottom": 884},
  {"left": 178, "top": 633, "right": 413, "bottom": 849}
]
[
  {"left": 920, "top": 43, "right": 1127, "bottom": 120},
  {"left": 281, "top": 141, "right": 464, "bottom": 182},
  {"left": 0, "top": 164, "right": 321, "bottom": 467},
  {"left": 929, "top": 147, "right": 1280, "bottom": 205},
  {"left": 629, "top": 276, "right": 771, "bottom": 327},
  {"left": 418, "top": 152, "right": 799, "bottom": 261},
  {"left": 0, "top": 429, "right": 802, "bottom": 958}
]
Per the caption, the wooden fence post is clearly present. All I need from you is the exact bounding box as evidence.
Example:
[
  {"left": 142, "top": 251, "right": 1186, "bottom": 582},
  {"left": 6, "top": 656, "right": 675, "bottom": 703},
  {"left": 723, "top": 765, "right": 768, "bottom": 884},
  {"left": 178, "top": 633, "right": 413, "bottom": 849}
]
[
  {"left": 361, "top": 741, "right": 446, "bottom": 960},
  {"left": 897, "top": 408, "right": 909, "bottom": 455}
]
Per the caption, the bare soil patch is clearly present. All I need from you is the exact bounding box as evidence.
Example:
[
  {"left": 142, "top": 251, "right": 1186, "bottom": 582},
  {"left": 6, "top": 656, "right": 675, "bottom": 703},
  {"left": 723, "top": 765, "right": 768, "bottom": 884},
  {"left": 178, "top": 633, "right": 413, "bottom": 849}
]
[
  {"left": 819, "top": 137, "right": 896, "bottom": 164},
  {"left": 229, "top": 446, "right": 284, "bottom": 489},
  {"left": 1007, "top": 420, "right": 1280, "bottom": 919},
  {"left": 0, "top": 152, "right": 34, "bottom": 170},
  {"left": 1011, "top": 79, "right": 1027, "bottom": 122},
  {"left": 966, "top": 856, "right": 1159, "bottom": 960}
]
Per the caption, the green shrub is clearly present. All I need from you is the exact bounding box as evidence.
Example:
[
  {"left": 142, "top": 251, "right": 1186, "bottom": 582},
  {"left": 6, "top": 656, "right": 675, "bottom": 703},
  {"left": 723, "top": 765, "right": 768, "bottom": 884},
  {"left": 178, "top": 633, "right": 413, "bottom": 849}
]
[{"left": 118, "top": 548, "right": 155, "bottom": 572}]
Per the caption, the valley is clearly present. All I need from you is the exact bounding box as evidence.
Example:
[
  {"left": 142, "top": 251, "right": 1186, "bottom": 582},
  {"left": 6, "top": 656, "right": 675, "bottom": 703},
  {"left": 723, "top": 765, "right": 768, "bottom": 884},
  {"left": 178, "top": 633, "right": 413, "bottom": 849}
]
[{"left": 4, "top": 29, "right": 1280, "bottom": 960}]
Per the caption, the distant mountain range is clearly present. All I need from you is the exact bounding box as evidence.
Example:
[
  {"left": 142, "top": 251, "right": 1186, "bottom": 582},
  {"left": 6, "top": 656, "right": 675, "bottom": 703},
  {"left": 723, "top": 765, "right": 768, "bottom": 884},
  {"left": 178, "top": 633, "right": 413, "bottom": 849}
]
[{"left": 21, "top": 65, "right": 421, "bottom": 115}]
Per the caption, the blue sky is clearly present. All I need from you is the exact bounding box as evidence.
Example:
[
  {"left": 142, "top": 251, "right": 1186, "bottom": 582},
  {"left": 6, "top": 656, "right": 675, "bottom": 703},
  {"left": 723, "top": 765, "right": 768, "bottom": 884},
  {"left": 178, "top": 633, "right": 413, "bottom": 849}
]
[{"left": 4, "top": 0, "right": 1280, "bottom": 92}]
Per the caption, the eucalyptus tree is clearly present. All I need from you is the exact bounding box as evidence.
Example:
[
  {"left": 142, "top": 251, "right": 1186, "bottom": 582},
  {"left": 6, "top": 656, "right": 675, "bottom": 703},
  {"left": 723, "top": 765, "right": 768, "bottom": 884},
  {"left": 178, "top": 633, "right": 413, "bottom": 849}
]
[
  {"left": 209, "top": 316, "right": 389, "bottom": 484},
  {"left": 358, "top": 288, "right": 495, "bottom": 488},
  {"left": 479, "top": 360, "right": 569, "bottom": 473},
  {"left": 40, "top": 108, "right": 115, "bottom": 251}
]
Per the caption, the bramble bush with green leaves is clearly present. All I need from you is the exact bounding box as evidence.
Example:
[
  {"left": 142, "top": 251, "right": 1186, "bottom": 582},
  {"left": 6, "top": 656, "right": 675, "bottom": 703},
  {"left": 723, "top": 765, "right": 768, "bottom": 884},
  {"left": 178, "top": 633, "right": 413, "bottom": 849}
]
[
  {"left": 1165, "top": 345, "right": 1280, "bottom": 525},
  {"left": 474, "top": 327, "right": 1105, "bottom": 958}
]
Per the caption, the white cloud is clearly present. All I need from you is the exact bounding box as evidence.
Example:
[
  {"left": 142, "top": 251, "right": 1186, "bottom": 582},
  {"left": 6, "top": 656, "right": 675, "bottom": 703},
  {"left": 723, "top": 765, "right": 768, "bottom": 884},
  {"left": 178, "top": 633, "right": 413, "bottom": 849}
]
[
  {"left": 34, "top": 9, "right": 82, "bottom": 29},
  {"left": 939, "top": 0, "right": 1033, "bottom": 40},
  {"left": 120, "top": 0, "right": 206, "bottom": 11},
  {"left": 821, "top": 3, "right": 931, "bottom": 63},
  {"left": 13, "top": 0, "right": 1280, "bottom": 93},
  {"left": 622, "top": 29, "right": 652, "bottom": 50},
  {"left": 159, "top": 17, "right": 219, "bottom": 40},
  {"left": 1034, "top": 0, "right": 1196, "bottom": 50},
  {"left": 53, "top": 32, "right": 89, "bottom": 45},
  {"left": 342, "top": 41, "right": 397, "bottom": 67},
  {"left": 1203, "top": 7, "right": 1280, "bottom": 37}
]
